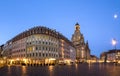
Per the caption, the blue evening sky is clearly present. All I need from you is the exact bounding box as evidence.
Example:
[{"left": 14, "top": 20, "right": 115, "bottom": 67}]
[{"left": 0, "top": 0, "right": 120, "bottom": 57}]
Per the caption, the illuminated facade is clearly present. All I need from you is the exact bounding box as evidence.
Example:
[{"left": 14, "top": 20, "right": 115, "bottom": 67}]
[
  {"left": 100, "top": 49, "right": 120, "bottom": 63},
  {"left": 72, "top": 23, "right": 90, "bottom": 62},
  {"left": 0, "top": 45, "right": 6, "bottom": 67},
  {"left": 3, "top": 26, "right": 75, "bottom": 65},
  {"left": 90, "top": 55, "right": 98, "bottom": 63}
]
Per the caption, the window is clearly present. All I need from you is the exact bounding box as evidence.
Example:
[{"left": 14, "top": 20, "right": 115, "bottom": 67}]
[
  {"left": 36, "top": 53, "right": 38, "bottom": 56},
  {"left": 39, "top": 41, "right": 41, "bottom": 44},
  {"left": 30, "top": 53, "right": 31, "bottom": 57},
  {"left": 39, "top": 53, "right": 41, "bottom": 56},
  {"left": 36, "top": 47, "right": 38, "bottom": 50},
  {"left": 43, "top": 42, "right": 44, "bottom": 44},
  {"left": 49, "top": 53, "right": 51, "bottom": 57},
  {"left": 43, "top": 53, "right": 44, "bottom": 57},
  {"left": 46, "top": 54, "right": 48, "bottom": 57},
  {"left": 33, "top": 53, "right": 34, "bottom": 57},
  {"left": 46, "top": 42, "right": 47, "bottom": 45},
  {"left": 39, "top": 47, "right": 41, "bottom": 50}
]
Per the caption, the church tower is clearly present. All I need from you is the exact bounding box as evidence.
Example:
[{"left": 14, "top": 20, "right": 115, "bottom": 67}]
[
  {"left": 72, "top": 23, "right": 90, "bottom": 62},
  {"left": 72, "top": 23, "right": 84, "bottom": 45}
]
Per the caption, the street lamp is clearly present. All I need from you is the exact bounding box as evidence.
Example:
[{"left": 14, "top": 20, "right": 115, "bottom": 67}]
[
  {"left": 112, "top": 38, "right": 118, "bottom": 64},
  {"left": 112, "top": 38, "right": 117, "bottom": 50}
]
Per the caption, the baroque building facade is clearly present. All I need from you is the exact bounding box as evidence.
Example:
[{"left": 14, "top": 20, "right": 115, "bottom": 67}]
[
  {"left": 72, "top": 23, "right": 90, "bottom": 62},
  {"left": 3, "top": 26, "right": 76, "bottom": 65}
]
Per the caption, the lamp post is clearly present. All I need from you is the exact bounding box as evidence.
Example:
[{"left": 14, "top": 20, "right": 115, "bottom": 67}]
[
  {"left": 112, "top": 38, "right": 117, "bottom": 50},
  {"left": 112, "top": 38, "right": 117, "bottom": 64}
]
